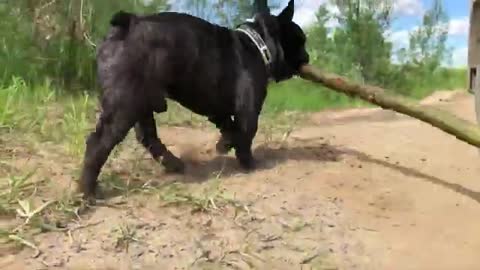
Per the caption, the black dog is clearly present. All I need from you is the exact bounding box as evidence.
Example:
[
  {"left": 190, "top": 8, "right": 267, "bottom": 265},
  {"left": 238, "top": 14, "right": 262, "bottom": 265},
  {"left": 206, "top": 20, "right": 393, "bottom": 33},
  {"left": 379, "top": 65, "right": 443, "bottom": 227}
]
[{"left": 78, "top": 0, "right": 309, "bottom": 200}]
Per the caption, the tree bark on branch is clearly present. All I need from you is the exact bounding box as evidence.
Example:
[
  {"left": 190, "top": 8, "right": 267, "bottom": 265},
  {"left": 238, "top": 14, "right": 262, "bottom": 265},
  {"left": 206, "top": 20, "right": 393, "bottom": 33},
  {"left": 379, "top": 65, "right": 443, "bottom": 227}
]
[{"left": 299, "top": 64, "right": 480, "bottom": 148}]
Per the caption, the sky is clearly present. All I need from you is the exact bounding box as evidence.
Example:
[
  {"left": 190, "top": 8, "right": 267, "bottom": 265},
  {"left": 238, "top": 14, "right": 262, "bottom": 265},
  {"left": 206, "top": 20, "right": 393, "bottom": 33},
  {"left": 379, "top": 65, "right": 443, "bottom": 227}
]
[{"left": 283, "top": 0, "right": 469, "bottom": 67}]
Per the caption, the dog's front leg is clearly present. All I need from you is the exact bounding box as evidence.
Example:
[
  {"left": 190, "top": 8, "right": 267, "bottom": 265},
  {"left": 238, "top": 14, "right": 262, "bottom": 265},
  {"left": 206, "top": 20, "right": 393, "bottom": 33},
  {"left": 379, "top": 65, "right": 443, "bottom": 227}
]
[
  {"left": 232, "top": 83, "right": 265, "bottom": 170},
  {"left": 233, "top": 111, "right": 259, "bottom": 170}
]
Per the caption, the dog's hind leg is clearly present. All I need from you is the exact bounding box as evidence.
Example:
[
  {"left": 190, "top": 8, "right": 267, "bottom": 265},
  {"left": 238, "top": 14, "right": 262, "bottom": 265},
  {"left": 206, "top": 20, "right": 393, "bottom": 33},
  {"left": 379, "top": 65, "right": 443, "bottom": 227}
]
[
  {"left": 134, "top": 113, "right": 185, "bottom": 173},
  {"left": 78, "top": 96, "right": 138, "bottom": 201},
  {"left": 208, "top": 115, "right": 237, "bottom": 154}
]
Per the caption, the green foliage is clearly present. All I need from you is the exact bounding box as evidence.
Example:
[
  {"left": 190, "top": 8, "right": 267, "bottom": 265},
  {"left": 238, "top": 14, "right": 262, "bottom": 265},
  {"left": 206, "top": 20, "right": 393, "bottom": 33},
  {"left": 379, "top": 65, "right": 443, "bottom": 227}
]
[
  {"left": 178, "top": 0, "right": 282, "bottom": 27},
  {"left": 400, "top": 0, "right": 450, "bottom": 70},
  {"left": 332, "top": 0, "right": 394, "bottom": 84},
  {"left": 0, "top": 0, "right": 170, "bottom": 91},
  {"left": 294, "top": 0, "right": 466, "bottom": 105}
]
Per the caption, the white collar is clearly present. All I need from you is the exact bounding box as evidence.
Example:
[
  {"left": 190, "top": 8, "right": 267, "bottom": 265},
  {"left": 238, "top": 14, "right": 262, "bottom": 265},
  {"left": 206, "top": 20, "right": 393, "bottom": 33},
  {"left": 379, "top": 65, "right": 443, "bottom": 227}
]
[{"left": 235, "top": 24, "right": 273, "bottom": 68}]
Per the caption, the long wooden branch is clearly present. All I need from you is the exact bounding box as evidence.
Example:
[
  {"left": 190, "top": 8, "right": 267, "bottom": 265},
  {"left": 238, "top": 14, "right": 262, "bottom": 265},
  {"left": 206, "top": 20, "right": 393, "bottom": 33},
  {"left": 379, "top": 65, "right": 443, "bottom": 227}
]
[{"left": 299, "top": 64, "right": 480, "bottom": 148}]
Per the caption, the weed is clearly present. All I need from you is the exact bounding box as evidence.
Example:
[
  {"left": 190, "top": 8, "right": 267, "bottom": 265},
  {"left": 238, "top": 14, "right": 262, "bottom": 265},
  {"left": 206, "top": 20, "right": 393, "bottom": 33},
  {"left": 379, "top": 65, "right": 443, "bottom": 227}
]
[
  {"left": 158, "top": 182, "right": 221, "bottom": 212},
  {"left": 60, "top": 93, "right": 94, "bottom": 156},
  {"left": 0, "top": 170, "right": 39, "bottom": 215},
  {"left": 100, "top": 172, "right": 130, "bottom": 195},
  {"left": 15, "top": 199, "right": 56, "bottom": 229},
  {"left": 155, "top": 179, "right": 249, "bottom": 216},
  {"left": 0, "top": 170, "right": 80, "bottom": 253},
  {"left": 53, "top": 191, "right": 83, "bottom": 222},
  {"left": 113, "top": 223, "right": 139, "bottom": 252},
  {"left": 7, "top": 233, "right": 41, "bottom": 257},
  {"left": 0, "top": 77, "right": 25, "bottom": 130}
]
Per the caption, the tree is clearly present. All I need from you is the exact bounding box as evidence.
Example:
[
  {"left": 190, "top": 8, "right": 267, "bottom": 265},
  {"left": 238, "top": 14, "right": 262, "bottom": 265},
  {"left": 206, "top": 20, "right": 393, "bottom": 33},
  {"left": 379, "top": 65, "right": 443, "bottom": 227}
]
[
  {"left": 0, "top": 0, "right": 170, "bottom": 90},
  {"left": 403, "top": 0, "right": 450, "bottom": 72},
  {"left": 304, "top": 5, "right": 336, "bottom": 67},
  {"left": 389, "top": 0, "right": 452, "bottom": 95},
  {"left": 214, "top": 0, "right": 258, "bottom": 26},
  {"left": 331, "top": 0, "right": 394, "bottom": 85}
]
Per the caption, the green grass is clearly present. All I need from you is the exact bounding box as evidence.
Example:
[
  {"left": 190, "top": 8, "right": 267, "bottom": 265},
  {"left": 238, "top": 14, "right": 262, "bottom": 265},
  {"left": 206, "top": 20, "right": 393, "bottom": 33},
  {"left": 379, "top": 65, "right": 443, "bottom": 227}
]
[
  {"left": 265, "top": 77, "right": 368, "bottom": 113},
  {"left": 408, "top": 67, "right": 468, "bottom": 99},
  {"left": 0, "top": 67, "right": 467, "bottom": 136},
  {"left": 0, "top": 77, "right": 97, "bottom": 157},
  {"left": 0, "top": 68, "right": 467, "bottom": 146},
  {"left": 0, "top": 67, "right": 467, "bottom": 131},
  {"left": 263, "top": 67, "right": 467, "bottom": 113}
]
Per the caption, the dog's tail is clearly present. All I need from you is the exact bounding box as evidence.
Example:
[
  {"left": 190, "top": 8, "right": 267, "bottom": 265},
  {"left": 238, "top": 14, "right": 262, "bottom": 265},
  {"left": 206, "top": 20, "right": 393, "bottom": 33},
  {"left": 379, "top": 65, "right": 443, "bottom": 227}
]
[{"left": 110, "top": 10, "right": 135, "bottom": 30}]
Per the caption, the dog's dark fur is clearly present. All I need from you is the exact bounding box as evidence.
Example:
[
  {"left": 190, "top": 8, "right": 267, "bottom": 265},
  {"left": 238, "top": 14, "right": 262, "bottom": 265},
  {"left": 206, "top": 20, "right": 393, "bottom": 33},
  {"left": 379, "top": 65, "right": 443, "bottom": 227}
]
[{"left": 78, "top": 0, "right": 309, "bottom": 200}]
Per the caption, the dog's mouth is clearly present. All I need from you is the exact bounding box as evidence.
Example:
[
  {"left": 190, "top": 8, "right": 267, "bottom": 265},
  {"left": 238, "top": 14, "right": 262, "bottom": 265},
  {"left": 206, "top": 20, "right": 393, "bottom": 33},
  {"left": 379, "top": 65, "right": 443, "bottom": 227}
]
[
  {"left": 274, "top": 67, "right": 295, "bottom": 82},
  {"left": 273, "top": 54, "right": 309, "bottom": 81},
  {"left": 290, "top": 55, "right": 309, "bottom": 73},
  {"left": 298, "top": 54, "right": 310, "bottom": 69},
  {"left": 292, "top": 61, "right": 308, "bottom": 75}
]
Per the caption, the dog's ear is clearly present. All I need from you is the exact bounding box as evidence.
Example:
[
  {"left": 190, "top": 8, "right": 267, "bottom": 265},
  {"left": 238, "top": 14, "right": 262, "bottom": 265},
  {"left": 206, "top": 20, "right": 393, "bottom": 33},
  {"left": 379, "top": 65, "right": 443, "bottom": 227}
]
[{"left": 278, "top": 0, "right": 294, "bottom": 22}]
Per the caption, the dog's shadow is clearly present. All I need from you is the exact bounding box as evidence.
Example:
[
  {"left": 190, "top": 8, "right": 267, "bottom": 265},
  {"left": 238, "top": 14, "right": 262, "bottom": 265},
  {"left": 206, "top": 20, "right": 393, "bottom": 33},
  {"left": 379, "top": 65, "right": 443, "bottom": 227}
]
[
  {"left": 102, "top": 142, "right": 480, "bottom": 206},
  {"left": 181, "top": 142, "right": 342, "bottom": 181},
  {"left": 99, "top": 143, "right": 341, "bottom": 199},
  {"left": 181, "top": 143, "right": 480, "bottom": 205}
]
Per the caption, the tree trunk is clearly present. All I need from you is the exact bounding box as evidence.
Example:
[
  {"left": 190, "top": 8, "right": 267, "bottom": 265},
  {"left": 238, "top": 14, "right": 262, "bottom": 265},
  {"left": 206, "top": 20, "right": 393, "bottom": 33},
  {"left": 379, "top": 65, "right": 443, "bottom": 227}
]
[
  {"left": 254, "top": 0, "right": 270, "bottom": 14},
  {"left": 299, "top": 64, "right": 480, "bottom": 148}
]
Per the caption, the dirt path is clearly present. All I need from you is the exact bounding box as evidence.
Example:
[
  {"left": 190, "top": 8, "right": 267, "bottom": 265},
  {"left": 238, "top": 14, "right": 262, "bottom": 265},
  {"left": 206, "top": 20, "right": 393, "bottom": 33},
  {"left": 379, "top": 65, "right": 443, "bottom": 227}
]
[{"left": 2, "top": 91, "right": 480, "bottom": 270}]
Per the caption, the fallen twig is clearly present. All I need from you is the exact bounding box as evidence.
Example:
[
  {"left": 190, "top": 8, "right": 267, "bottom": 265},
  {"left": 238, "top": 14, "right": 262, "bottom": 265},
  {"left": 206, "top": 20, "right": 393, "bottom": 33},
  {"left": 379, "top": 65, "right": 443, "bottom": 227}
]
[{"left": 8, "top": 234, "right": 41, "bottom": 258}]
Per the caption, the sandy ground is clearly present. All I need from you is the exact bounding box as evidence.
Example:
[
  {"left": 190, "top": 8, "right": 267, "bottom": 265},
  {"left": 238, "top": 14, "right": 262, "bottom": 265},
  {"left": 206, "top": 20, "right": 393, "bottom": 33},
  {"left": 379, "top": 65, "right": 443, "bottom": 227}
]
[{"left": 1, "top": 90, "right": 480, "bottom": 270}]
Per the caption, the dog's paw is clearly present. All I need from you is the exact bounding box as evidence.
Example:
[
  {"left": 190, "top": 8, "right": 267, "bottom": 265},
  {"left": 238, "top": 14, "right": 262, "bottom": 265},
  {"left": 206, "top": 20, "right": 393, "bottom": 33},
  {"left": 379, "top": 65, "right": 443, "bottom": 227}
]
[
  {"left": 162, "top": 151, "right": 185, "bottom": 173},
  {"left": 77, "top": 183, "right": 97, "bottom": 202},
  {"left": 74, "top": 193, "right": 98, "bottom": 215},
  {"left": 77, "top": 185, "right": 104, "bottom": 207},
  {"left": 215, "top": 136, "right": 233, "bottom": 154},
  {"left": 238, "top": 156, "right": 257, "bottom": 171}
]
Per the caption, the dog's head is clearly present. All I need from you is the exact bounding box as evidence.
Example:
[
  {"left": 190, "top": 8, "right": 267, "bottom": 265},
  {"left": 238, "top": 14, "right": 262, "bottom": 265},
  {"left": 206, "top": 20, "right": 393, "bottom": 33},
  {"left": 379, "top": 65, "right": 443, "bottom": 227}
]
[{"left": 252, "top": 0, "right": 309, "bottom": 81}]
